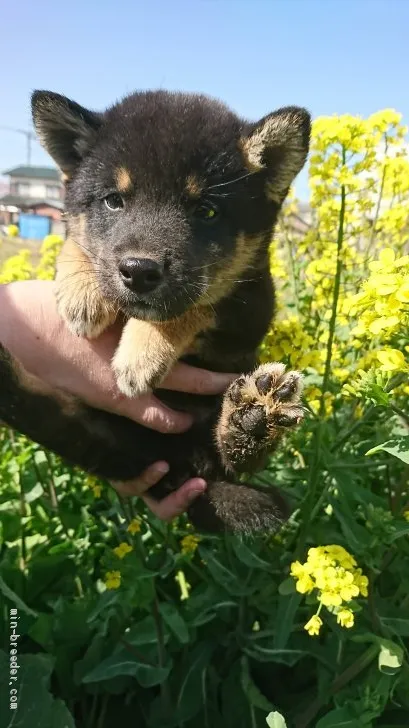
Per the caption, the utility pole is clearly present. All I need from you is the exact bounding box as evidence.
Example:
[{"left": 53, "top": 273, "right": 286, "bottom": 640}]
[{"left": 0, "top": 126, "right": 37, "bottom": 166}]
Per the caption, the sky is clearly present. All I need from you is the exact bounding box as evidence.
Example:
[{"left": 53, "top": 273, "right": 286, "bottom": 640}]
[{"left": 2, "top": 0, "right": 409, "bottom": 199}]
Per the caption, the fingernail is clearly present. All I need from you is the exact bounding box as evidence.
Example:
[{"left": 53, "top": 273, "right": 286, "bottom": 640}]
[
  {"left": 188, "top": 479, "right": 207, "bottom": 500},
  {"left": 154, "top": 462, "right": 169, "bottom": 475}
]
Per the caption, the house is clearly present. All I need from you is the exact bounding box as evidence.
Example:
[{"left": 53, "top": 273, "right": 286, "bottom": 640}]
[{"left": 0, "top": 166, "right": 65, "bottom": 236}]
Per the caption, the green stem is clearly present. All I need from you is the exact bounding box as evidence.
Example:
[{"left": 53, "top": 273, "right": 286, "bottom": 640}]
[
  {"left": 297, "top": 163, "right": 346, "bottom": 554},
  {"left": 96, "top": 694, "right": 108, "bottom": 728},
  {"left": 332, "top": 404, "right": 376, "bottom": 451},
  {"left": 390, "top": 403, "right": 409, "bottom": 426},
  {"left": 152, "top": 584, "right": 172, "bottom": 714},
  {"left": 365, "top": 135, "right": 388, "bottom": 260},
  {"left": 44, "top": 451, "right": 59, "bottom": 511},
  {"left": 283, "top": 229, "right": 300, "bottom": 314},
  {"left": 86, "top": 694, "right": 98, "bottom": 728}
]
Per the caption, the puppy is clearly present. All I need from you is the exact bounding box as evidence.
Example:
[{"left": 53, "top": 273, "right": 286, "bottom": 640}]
[{"left": 0, "top": 89, "right": 310, "bottom": 533}]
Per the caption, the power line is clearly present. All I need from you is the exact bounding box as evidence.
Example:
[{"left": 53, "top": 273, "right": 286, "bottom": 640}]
[{"left": 0, "top": 126, "right": 37, "bottom": 166}]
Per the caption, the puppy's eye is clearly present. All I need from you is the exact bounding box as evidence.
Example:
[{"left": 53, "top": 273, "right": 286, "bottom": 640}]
[
  {"left": 194, "top": 202, "right": 220, "bottom": 222},
  {"left": 104, "top": 193, "right": 124, "bottom": 211}
]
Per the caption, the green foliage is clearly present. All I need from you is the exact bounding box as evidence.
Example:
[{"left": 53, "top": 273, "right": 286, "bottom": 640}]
[{"left": 1, "top": 414, "right": 408, "bottom": 728}]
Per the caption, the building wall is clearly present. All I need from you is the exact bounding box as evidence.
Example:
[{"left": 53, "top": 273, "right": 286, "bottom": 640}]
[{"left": 9, "top": 176, "right": 64, "bottom": 201}]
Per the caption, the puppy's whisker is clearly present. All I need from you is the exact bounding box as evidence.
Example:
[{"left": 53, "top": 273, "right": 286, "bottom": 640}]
[{"left": 206, "top": 170, "right": 258, "bottom": 191}]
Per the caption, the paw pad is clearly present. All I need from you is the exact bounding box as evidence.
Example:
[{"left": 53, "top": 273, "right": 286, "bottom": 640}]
[{"left": 225, "top": 363, "right": 304, "bottom": 439}]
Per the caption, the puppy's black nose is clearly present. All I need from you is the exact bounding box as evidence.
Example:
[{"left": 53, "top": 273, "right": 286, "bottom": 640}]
[{"left": 119, "top": 258, "right": 163, "bottom": 293}]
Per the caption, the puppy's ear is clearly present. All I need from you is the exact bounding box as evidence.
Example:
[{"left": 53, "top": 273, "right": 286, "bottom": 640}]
[
  {"left": 31, "top": 91, "right": 103, "bottom": 177},
  {"left": 241, "top": 106, "right": 311, "bottom": 203}
]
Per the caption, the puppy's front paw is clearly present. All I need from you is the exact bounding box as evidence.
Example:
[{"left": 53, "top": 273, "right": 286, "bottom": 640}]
[
  {"left": 112, "top": 319, "right": 175, "bottom": 397},
  {"left": 217, "top": 362, "right": 304, "bottom": 472},
  {"left": 112, "top": 348, "right": 171, "bottom": 397},
  {"left": 56, "top": 285, "right": 115, "bottom": 338}
]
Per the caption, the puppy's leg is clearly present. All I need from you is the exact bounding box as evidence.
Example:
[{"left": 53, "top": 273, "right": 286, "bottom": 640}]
[
  {"left": 216, "top": 363, "right": 304, "bottom": 473},
  {"left": 55, "top": 238, "right": 116, "bottom": 338},
  {"left": 187, "top": 479, "right": 290, "bottom": 534},
  {"left": 0, "top": 344, "right": 181, "bottom": 481},
  {"left": 113, "top": 307, "right": 214, "bottom": 397}
]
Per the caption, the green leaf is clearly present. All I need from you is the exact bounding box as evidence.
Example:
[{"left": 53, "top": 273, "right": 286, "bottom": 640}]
[
  {"left": 0, "top": 651, "right": 75, "bottom": 728},
  {"left": 316, "top": 707, "right": 364, "bottom": 727},
  {"left": 243, "top": 645, "right": 307, "bottom": 667},
  {"left": 174, "top": 643, "right": 215, "bottom": 723},
  {"left": 378, "top": 639, "right": 403, "bottom": 675},
  {"left": 366, "top": 437, "right": 409, "bottom": 464},
  {"left": 266, "top": 712, "right": 287, "bottom": 728},
  {"left": 273, "top": 593, "right": 302, "bottom": 649},
  {"left": 241, "top": 656, "right": 274, "bottom": 711},
  {"left": 230, "top": 537, "right": 272, "bottom": 570},
  {"left": 134, "top": 663, "right": 172, "bottom": 688},
  {"left": 278, "top": 577, "right": 296, "bottom": 596},
  {"left": 49, "top": 699, "right": 77, "bottom": 728},
  {"left": 199, "top": 548, "right": 250, "bottom": 596},
  {"left": 25, "top": 482, "right": 44, "bottom": 503},
  {"left": 159, "top": 602, "right": 189, "bottom": 644},
  {"left": 82, "top": 650, "right": 141, "bottom": 683},
  {"left": 124, "top": 616, "right": 163, "bottom": 646},
  {"left": 330, "top": 498, "right": 371, "bottom": 549},
  {"left": 82, "top": 646, "right": 171, "bottom": 687},
  {"left": 29, "top": 613, "right": 54, "bottom": 651},
  {"left": 191, "top": 602, "right": 238, "bottom": 627},
  {"left": 388, "top": 524, "right": 409, "bottom": 542},
  {"left": 0, "top": 575, "right": 38, "bottom": 617},
  {"left": 380, "top": 617, "right": 409, "bottom": 637}
]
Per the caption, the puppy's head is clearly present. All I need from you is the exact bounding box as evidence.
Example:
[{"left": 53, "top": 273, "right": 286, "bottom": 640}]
[{"left": 32, "top": 90, "right": 310, "bottom": 321}]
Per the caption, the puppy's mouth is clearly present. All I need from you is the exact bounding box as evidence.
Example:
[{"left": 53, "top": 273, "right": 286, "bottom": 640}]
[
  {"left": 123, "top": 297, "right": 168, "bottom": 322},
  {"left": 105, "top": 280, "right": 209, "bottom": 322}
]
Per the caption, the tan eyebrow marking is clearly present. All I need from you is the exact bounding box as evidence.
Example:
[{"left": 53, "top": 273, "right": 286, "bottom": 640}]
[{"left": 115, "top": 167, "right": 133, "bottom": 193}]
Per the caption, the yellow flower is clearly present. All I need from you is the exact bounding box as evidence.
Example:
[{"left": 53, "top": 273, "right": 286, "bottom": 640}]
[
  {"left": 105, "top": 571, "right": 121, "bottom": 589},
  {"left": 304, "top": 614, "right": 323, "bottom": 637},
  {"left": 0, "top": 250, "right": 33, "bottom": 283},
  {"left": 377, "top": 349, "right": 408, "bottom": 372},
  {"left": 295, "top": 574, "right": 315, "bottom": 594},
  {"left": 337, "top": 608, "right": 355, "bottom": 629},
  {"left": 113, "top": 542, "right": 133, "bottom": 559},
  {"left": 319, "top": 590, "right": 343, "bottom": 607},
  {"left": 127, "top": 518, "right": 142, "bottom": 535},
  {"left": 175, "top": 570, "right": 191, "bottom": 600},
  {"left": 404, "top": 511, "right": 409, "bottom": 522},
  {"left": 84, "top": 475, "right": 103, "bottom": 498},
  {"left": 290, "top": 561, "right": 307, "bottom": 579},
  {"left": 291, "top": 545, "right": 368, "bottom": 634},
  {"left": 7, "top": 224, "right": 19, "bottom": 237},
  {"left": 180, "top": 534, "right": 200, "bottom": 556},
  {"left": 369, "top": 247, "right": 396, "bottom": 271},
  {"left": 36, "top": 234, "right": 63, "bottom": 280},
  {"left": 353, "top": 569, "right": 369, "bottom": 597}
]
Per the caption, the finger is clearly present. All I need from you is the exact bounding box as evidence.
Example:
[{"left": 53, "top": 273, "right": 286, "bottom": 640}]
[
  {"left": 111, "top": 461, "right": 170, "bottom": 497},
  {"left": 161, "top": 362, "right": 237, "bottom": 395},
  {"left": 120, "top": 393, "right": 194, "bottom": 433},
  {"left": 142, "top": 478, "right": 207, "bottom": 521}
]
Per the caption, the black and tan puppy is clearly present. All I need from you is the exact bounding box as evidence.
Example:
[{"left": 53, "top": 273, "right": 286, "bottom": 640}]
[{"left": 0, "top": 89, "right": 310, "bottom": 532}]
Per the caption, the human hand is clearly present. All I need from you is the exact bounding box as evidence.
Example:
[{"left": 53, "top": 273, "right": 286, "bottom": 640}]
[
  {"left": 0, "top": 280, "right": 237, "bottom": 434},
  {"left": 112, "top": 461, "right": 206, "bottom": 520}
]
